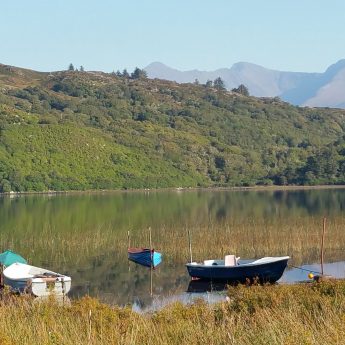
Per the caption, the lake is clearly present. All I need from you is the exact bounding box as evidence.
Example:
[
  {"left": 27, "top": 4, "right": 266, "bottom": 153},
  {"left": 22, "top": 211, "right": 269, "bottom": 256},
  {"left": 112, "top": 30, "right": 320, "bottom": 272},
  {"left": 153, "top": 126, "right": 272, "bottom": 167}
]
[{"left": 1, "top": 188, "right": 345, "bottom": 310}]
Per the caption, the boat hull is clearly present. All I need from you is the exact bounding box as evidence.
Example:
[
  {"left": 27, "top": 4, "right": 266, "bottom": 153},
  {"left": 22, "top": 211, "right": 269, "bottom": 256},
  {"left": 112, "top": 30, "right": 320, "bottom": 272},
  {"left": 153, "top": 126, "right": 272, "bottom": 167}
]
[
  {"left": 3, "top": 276, "right": 71, "bottom": 297},
  {"left": 186, "top": 257, "right": 289, "bottom": 283},
  {"left": 3, "top": 263, "right": 71, "bottom": 297},
  {"left": 128, "top": 248, "right": 162, "bottom": 268}
]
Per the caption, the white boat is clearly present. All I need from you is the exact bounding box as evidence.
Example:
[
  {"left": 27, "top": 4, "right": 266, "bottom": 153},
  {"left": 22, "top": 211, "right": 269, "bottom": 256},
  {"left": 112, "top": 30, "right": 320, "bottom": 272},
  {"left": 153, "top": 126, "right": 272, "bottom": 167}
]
[{"left": 3, "top": 263, "right": 71, "bottom": 297}]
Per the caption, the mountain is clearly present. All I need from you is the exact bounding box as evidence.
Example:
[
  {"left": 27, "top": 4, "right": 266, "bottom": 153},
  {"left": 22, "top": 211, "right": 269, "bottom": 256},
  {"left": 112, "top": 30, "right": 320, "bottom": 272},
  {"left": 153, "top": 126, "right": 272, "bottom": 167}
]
[
  {"left": 0, "top": 62, "right": 345, "bottom": 192},
  {"left": 145, "top": 60, "right": 345, "bottom": 108}
]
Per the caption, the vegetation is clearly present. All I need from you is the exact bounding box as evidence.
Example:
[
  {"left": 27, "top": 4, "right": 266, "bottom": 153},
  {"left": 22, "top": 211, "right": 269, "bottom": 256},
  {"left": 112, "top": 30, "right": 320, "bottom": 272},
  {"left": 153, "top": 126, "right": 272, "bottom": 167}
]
[
  {"left": 232, "top": 84, "right": 250, "bottom": 96},
  {"left": 1, "top": 63, "right": 345, "bottom": 192},
  {"left": 0, "top": 280, "right": 344, "bottom": 344}
]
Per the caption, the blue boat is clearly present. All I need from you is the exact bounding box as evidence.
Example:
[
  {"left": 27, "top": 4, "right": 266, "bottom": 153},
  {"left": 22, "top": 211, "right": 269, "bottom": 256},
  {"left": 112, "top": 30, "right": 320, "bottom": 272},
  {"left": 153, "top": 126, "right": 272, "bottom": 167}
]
[
  {"left": 186, "top": 256, "right": 289, "bottom": 283},
  {"left": 128, "top": 248, "right": 162, "bottom": 268}
]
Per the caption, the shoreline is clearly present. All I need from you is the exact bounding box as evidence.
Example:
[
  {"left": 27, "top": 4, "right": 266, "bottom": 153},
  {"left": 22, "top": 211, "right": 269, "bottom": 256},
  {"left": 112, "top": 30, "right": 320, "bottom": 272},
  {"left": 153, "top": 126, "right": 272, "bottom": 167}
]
[{"left": 1, "top": 184, "right": 345, "bottom": 197}]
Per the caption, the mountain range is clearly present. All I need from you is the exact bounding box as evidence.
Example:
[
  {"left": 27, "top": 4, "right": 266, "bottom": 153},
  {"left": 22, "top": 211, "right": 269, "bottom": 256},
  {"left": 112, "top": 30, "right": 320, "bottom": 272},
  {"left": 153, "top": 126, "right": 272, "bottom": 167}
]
[{"left": 145, "top": 60, "right": 345, "bottom": 109}]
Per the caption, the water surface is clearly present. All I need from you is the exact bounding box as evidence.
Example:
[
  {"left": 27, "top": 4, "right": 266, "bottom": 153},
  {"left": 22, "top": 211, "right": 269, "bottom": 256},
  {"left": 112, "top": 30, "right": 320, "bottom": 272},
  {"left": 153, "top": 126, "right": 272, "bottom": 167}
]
[{"left": 1, "top": 188, "right": 345, "bottom": 309}]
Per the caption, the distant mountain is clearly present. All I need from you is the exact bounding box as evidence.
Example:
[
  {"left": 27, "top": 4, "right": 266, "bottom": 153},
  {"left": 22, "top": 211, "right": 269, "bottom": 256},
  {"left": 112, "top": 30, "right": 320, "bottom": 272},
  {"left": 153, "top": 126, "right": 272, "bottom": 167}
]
[{"left": 145, "top": 60, "right": 345, "bottom": 108}]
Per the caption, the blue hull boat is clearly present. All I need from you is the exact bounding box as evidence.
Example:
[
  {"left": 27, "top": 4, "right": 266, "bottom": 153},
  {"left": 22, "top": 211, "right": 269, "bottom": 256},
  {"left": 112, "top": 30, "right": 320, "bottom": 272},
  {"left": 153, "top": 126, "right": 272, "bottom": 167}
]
[
  {"left": 186, "top": 256, "right": 289, "bottom": 283},
  {"left": 128, "top": 248, "right": 162, "bottom": 268}
]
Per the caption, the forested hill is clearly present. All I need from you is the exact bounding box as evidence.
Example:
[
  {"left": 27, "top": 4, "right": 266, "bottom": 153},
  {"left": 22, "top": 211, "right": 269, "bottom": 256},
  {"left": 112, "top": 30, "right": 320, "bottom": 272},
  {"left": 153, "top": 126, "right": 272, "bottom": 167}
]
[{"left": 0, "top": 63, "right": 345, "bottom": 192}]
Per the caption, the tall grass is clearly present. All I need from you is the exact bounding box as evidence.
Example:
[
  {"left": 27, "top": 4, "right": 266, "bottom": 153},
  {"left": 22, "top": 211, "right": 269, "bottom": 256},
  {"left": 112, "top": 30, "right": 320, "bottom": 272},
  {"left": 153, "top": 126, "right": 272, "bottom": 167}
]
[
  {"left": 1, "top": 216, "right": 345, "bottom": 268},
  {"left": 1, "top": 280, "right": 345, "bottom": 344}
]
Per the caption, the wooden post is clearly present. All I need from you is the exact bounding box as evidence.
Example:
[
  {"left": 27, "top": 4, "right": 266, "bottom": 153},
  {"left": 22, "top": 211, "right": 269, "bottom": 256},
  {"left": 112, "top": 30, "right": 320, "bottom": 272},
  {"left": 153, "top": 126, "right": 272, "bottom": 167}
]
[
  {"left": 149, "top": 227, "right": 153, "bottom": 268},
  {"left": 127, "top": 230, "right": 131, "bottom": 272},
  {"left": 187, "top": 228, "right": 193, "bottom": 263},
  {"left": 321, "top": 217, "right": 326, "bottom": 276},
  {"left": 149, "top": 227, "right": 153, "bottom": 297},
  {"left": 150, "top": 264, "right": 153, "bottom": 297},
  {"left": 0, "top": 264, "right": 3, "bottom": 287}
]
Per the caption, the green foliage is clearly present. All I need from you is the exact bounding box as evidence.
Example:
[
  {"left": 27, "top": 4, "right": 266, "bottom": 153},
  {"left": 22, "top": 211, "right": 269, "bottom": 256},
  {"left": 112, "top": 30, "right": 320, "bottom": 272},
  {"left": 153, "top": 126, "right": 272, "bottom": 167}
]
[{"left": 0, "top": 65, "right": 345, "bottom": 191}]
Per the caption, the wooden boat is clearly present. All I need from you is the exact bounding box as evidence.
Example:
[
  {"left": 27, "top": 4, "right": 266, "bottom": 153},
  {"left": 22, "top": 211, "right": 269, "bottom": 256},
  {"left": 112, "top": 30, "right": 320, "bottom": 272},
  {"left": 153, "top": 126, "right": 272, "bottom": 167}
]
[
  {"left": 128, "top": 248, "right": 162, "bottom": 268},
  {"left": 3, "top": 263, "right": 71, "bottom": 297},
  {"left": 186, "top": 256, "right": 290, "bottom": 283}
]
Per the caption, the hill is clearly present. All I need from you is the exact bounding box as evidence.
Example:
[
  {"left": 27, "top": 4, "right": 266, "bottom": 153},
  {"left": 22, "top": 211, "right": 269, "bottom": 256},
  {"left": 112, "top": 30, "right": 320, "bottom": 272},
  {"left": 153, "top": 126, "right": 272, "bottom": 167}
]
[
  {"left": 145, "top": 60, "right": 345, "bottom": 108},
  {"left": 0, "top": 63, "right": 345, "bottom": 192}
]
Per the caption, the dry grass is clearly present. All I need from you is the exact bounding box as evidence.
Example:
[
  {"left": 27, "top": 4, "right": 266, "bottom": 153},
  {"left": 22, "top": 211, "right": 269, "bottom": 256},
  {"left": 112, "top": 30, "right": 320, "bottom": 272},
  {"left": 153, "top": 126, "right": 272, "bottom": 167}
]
[{"left": 1, "top": 280, "right": 345, "bottom": 344}]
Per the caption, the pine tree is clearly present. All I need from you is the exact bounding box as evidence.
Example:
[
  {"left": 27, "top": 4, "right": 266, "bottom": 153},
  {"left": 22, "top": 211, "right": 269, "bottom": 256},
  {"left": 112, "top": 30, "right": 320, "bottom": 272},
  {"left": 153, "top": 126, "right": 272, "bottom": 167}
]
[
  {"left": 68, "top": 63, "right": 74, "bottom": 71},
  {"left": 213, "top": 77, "right": 226, "bottom": 91},
  {"left": 131, "top": 67, "right": 147, "bottom": 79}
]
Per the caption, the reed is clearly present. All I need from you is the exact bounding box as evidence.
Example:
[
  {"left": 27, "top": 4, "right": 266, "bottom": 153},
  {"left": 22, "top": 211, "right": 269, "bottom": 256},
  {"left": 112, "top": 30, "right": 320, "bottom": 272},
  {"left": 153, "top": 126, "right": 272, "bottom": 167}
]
[
  {"left": 0, "top": 280, "right": 345, "bottom": 344},
  {"left": 1, "top": 216, "right": 345, "bottom": 268}
]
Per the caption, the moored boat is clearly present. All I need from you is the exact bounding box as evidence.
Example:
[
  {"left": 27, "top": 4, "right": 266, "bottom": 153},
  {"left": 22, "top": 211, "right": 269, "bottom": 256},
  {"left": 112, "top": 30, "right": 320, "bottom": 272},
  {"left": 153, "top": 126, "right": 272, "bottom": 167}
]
[
  {"left": 3, "top": 263, "right": 71, "bottom": 297},
  {"left": 186, "top": 255, "right": 289, "bottom": 283},
  {"left": 128, "top": 248, "right": 162, "bottom": 268}
]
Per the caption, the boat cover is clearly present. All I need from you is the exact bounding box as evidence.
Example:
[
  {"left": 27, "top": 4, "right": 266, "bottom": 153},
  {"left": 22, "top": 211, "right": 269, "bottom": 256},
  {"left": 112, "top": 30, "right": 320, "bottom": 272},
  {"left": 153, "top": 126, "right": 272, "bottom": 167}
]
[{"left": 0, "top": 250, "right": 27, "bottom": 267}]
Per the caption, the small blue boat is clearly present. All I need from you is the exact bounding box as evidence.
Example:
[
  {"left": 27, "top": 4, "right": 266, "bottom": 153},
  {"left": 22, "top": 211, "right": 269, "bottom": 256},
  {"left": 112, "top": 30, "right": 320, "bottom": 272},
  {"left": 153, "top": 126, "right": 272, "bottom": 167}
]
[
  {"left": 186, "top": 256, "right": 289, "bottom": 283},
  {"left": 128, "top": 248, "right": 162, "bottom": 268}
]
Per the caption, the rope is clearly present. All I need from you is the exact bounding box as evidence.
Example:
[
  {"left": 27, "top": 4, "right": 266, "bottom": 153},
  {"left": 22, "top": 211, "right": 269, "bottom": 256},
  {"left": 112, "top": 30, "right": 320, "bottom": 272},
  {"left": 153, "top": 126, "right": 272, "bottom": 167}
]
[{"left": 288, "top": 264, "right": 321, "bottom": 275}]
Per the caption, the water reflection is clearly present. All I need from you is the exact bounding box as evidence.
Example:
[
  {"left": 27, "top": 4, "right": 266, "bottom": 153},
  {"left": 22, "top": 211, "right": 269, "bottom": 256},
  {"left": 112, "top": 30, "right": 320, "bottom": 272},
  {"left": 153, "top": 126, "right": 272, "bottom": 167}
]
[
  {"left": 1, "top": 188, "right": 345, "bottom": 308},
  {"left": 187, "top": 280, "right": 229, "bottom": 293}
]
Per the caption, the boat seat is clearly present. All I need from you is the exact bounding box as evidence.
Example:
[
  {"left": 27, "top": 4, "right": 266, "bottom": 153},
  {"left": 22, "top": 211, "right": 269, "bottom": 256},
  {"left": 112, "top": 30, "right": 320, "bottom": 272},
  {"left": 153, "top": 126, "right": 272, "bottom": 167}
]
[
  {"left": 224, "top": 255, "right": 240, "bottom": 266},
  {"left": 40, "top": 277, "right": 58, "bottom": 282}
]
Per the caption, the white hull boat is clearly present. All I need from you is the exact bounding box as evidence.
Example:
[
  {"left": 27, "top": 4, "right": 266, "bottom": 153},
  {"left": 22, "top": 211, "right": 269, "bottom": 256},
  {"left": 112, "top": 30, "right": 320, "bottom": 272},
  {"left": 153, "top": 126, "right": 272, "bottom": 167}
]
[{"left": 3, "top": 263, "right": 71, "bottom": 297}]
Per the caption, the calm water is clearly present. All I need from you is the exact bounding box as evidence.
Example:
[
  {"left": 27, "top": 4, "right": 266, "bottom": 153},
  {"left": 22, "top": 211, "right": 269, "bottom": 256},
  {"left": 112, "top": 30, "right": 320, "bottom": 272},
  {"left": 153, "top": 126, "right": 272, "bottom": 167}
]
[{"left": 1, "top": 188, "right": 345, "bottom": 309}]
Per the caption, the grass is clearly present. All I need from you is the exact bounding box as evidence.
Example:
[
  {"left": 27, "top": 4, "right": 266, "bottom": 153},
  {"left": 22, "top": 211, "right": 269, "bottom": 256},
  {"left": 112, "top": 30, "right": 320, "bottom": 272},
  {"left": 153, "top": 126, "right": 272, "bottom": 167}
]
[{"left": 1, "top": 280, "right": 345, "bottom": 344}]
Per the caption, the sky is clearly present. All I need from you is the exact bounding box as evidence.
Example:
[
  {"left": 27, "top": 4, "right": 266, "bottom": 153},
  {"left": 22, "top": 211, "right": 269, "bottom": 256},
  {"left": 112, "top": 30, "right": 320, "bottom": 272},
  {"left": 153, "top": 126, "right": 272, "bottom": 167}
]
[{"left": 1, "top": 0, "right": 345, "bottom": 73}]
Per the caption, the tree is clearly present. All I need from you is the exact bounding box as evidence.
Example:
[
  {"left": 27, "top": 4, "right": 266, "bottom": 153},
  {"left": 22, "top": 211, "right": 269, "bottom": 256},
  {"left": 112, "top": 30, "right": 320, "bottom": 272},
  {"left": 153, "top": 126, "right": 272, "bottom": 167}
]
[
  {"left": 0, "top": 179, "right": 11, "bottom": 193},
  {"left": 232, "top": 84, "right": 249, "bottom": 96},
  {"left": 213, "top": 77, "right": 226, "bottom": 91},
  {"left": 194, "top": 79, "right": 200, "bottom": 85},
  {"left": 80, "top": 66, "right": 85, "bottom": 72},
  {"left": 68, "top": 63, "right": 75, "bottom": 71},
  {"left": 205, "top": 80, "right": 213, "bottom": 88},
  {"left": 122, "top": 69, "right": 130, "bottom": 78},
  {"left": 131, "top": 67, "right": 147, "bottom": 79}
]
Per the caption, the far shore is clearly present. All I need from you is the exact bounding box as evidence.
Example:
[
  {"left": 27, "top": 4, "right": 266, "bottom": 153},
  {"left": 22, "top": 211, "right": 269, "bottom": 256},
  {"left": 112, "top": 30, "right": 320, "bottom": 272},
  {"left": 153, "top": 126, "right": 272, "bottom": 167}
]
[{"left": 1, "top": 184, "right": 345, "bottom": 197}]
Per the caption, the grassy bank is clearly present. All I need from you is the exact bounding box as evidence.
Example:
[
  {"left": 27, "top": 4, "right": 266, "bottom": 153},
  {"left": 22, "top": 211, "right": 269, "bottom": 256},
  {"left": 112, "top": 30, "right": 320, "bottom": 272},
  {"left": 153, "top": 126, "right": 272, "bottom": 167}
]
[{"left": 0, "top": 280, "right": 345, "bottom": 344}]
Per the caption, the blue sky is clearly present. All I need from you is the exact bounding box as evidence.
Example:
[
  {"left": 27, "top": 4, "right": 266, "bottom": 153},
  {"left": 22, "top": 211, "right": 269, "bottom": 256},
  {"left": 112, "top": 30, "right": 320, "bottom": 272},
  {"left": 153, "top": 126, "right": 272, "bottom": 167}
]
[{"left": 1, "top": 0, "right": 344, "bottom": 73}]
